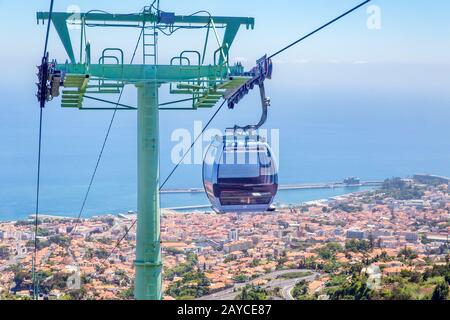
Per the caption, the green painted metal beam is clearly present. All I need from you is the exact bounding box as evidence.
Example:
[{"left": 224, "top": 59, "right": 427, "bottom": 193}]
[
  {"left": 220, "top": 22, "right": 241, "bottom": 65},
  {"left": 37, "top": 11, "right": 254, "bottom": 64},
  {"left": 135, "top": 83, "right": 162, "bottom": 300},
  {"left": 37, "top": 12, "right": 254, "bottom": 28},
  {"left": 56, "top": 64, "right": 229, "bottom": 84},
  {"left": 51, "top": 15, "right": 76, "bottom": 63}
]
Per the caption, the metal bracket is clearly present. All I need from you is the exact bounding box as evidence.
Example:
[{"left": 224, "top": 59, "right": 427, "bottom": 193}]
[
  {"left": 225, "top": 55, "right": 272, "bottom": 109},
  {"left": 225, "top": 55, "right": 273, "bottom": 131},
  {"left": 232, "top": 82, "right": 270, "bottom": 132},
  {"left": 36, "top": 54, "right": 61, "bottom": 108}
]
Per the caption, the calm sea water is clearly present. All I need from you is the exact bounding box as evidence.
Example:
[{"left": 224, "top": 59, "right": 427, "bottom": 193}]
[{"left": 2, "top": 64, "right": 450, "bottom": 221}]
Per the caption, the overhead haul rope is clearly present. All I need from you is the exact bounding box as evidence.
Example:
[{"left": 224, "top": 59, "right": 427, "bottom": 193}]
[
  {"left": 160, "top": 99, "right": 227, "bottom": 190},
  {"left": 159, "top": 0, "right": 372, "bottom": 194},
  {"left": 75, "top": 0, "right": 373, "bottom": 268},
  {"left": 32, "top": 0, "right": 55, "bottom": 301},
  {"left": 269, "top": 0, "right": 371, "bottom": 59},
  {"left": 101, "top": 99, "right": 227, "bottom": 263}
]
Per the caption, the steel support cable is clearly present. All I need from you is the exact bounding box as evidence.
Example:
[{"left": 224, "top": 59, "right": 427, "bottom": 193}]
[
  {"left": 269, "top": 0, "right": 371, "bottom": 59},
  {"left": 87, "top": 0, "right": 372, "bottom": 270},
  {"left": 42, "top": 1, "right": 54, "bottom": 57},
  {"left": 32, "top": 0, "right": 55, "bottom": 301},
  {"left": 101, "top": 219, "right": 137, "bottom": 264},
  {"left": 32, "top": 107, "right": 44, "bottom": 300},
  {"left": 82, "top": 95, "right": 137, "bottom": 110},
  {"left": 160, "top": 99, "right": 226, "bottom": 190},
  {"left": 101, "top": 99, "right": 227, "bottom": 263},
  {"left": 82, "top": 95, "right": 196, "bottom": 109}
]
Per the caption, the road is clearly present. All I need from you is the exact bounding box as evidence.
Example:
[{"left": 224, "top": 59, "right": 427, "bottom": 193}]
[
  {"left": 264, "top": 271, "right": 318, "bottom": 300},
  {"left": 198, "top": 269, "right": 319, "bottom": 301},
  {"left": 282, "top": 284, "right": 295, "bottom": 300}
]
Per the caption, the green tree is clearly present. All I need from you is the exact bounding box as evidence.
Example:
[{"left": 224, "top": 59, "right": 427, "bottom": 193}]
[
  {"left": 345, "top": 240, "right": 371, "bottom": 253},
  {"left": 431, "top": 281, "right": 449, "bottom": 301},
  {"left": 251, "top": 259, "right": 261, "bottom": 267},
  {"left": 327, "top": 275, "right": 372, "bottom": 300},
  {"left": 236, "top": 285, "right": 268, "bottom": 300},
  {"left": 119, "top": 286, "right": 135, "bottom": 300},
  {"left": 165, "top": 253, "right": 210, "bottom": 299},
  {"left": 445, "top": 273, "right": 450, "bottom": 285},
  {"left": 398, "top": 247, "right": 418, "bottom": 260},
  {"left": 93, "top": 248, "right": 109, "bottom": 260},
  {"left": 232, "top": 274, "right": 248, "bottom": 283},
  {"left": 292, "top": 280, "right": 309, "bottom": 299},
  {"left": 315, "top": 242, "right": 343, "bottom": 260}
]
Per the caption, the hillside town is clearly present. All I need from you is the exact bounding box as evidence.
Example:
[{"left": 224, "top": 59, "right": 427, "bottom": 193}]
[{"left": 0, "top": 175, "right": 449, "bottom": 300}]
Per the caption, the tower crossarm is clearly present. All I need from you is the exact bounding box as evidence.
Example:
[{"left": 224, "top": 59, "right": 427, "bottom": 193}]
[
  {"left": 56, "top": 63, "right": 229, "bottom": 84},
  {"left": 37, "top": 11, "right": 255, "bottom": 64}
]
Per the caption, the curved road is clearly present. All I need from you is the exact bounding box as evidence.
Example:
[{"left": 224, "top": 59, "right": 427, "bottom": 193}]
[{"left": 198, "top": 269, "right": 319, "bottom": 301}]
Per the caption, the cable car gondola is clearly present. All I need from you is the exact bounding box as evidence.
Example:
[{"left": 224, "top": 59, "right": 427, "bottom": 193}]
[
  {"left": 202, "top": 65, "right": 278, "bottom": 213},
  {"left": 203, "top": 133, "right": 278, "bottom": 213}
]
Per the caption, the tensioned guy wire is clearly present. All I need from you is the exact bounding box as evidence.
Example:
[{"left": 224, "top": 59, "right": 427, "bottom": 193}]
[
  {"left": 102, "top": 99, "right": 227, "bottom": 262},
  {"left": 69, "top": 29, "right": 144, "bottom": 236},
  {"left": 33, "top": 0, "right": 55, "bottom": 301}
]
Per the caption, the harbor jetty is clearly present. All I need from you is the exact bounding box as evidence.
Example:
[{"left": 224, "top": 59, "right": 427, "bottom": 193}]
[{"left": 160, "top": 180, "right": 383, "bottom": 194}]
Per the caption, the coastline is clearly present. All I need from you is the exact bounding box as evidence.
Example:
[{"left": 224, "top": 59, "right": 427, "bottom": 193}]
[{"left": 0, "top": 186, "right": 378, "bottom": 224}]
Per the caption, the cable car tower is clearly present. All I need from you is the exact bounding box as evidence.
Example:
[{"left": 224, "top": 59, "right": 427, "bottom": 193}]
[{"left": 36, "top": 3, "right": 264, "bottom": 300}]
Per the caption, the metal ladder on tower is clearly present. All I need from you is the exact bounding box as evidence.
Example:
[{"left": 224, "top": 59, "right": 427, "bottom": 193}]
[{"left": 142, "top": 8, "right": 158, "bottom": 65}]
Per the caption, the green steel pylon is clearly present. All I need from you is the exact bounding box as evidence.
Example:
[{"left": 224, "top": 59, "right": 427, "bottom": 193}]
[{"left": 36, "top": 7, "right": 255, "bottom": 300}]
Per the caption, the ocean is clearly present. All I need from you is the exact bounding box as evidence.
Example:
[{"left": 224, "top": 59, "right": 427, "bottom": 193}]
[{"left": 1, "top": 63, "right": 450, "bottom": 221}]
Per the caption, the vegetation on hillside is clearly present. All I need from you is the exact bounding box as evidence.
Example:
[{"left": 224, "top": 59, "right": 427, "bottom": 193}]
[
  {"left": 380, "top": 177, "right": 425, "bottom": 200},
  {"left": 165, "top": 253, "right": 210, "bottom": 300},
  {"left": 235, "top": 285, "right": 269, "bottom": 300}
]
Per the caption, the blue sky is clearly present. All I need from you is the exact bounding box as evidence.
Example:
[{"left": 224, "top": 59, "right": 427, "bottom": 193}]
[
  {"left": 0, "top": 0, "right": 448, "bottom": 110},
  {"left": 0, "top": 0, "right": 448, "bottom": 100},
  {"left": 2, "top": 1, "right": 450, "bottom": 67}
]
